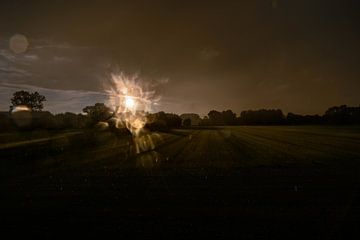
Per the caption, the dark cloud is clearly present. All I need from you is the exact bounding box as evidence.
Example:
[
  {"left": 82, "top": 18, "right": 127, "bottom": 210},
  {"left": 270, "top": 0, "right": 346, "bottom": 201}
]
[{"left": 0, "top": 0, "right": 360, "bottom": 114}]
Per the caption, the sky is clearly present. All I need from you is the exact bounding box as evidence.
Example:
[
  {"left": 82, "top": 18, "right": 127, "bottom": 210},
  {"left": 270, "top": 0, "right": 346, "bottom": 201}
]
[{"left": 0, "top": 0, "right": 360, "bottom": 115}]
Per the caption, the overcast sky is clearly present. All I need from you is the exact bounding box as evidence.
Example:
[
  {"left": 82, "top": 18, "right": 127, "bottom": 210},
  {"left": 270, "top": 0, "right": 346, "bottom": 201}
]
[{"left": 1, "top": 0, "right": 360, "bottom": 115}]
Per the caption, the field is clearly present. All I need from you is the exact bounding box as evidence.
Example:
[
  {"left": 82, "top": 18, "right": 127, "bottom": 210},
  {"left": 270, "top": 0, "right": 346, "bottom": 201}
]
[{"left": 1, "top": 126, "right": 360, "bottom": 238}]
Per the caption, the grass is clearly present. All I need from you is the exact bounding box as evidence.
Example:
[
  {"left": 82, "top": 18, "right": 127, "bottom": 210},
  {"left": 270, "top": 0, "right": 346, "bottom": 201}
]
[{"left": 1, "top": 126, "right": 360, "bottom": 238}]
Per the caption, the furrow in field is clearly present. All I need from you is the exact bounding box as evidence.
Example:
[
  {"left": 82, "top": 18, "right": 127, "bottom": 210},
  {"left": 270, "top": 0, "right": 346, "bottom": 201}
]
[
  {"left": 235, "top": 127, "right": 360, "bottom": 160},
  {"left": 238, "top": 126, "right": 360, "bottom": 151},
  {"left": 221, "top": 128, "right": 324, "bottom": 166},
  {"left": 151, "top": 129, "right": 239, "bottom": 174}
]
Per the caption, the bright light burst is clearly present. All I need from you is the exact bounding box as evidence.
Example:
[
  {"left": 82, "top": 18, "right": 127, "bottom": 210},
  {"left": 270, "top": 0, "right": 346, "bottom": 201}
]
[
  {"left": 105, "top": 72, "right": 159, "bottom": 138},
  {"left": 124, "top": 95, "right": 136, "bottom": 109},
  {"left": 12, "top": 105, "right": 31, "bottom": 112}
]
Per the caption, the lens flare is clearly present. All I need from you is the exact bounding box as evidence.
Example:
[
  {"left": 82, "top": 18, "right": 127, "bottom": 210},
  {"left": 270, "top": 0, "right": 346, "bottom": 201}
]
[
  {"left": 9, "top": 34, "right": 29, "bottom": 54},
  {"left": 12, "top": 105, "right": 31, "bottom": 113},
  {"left": 124, "top": 96, "right": 136, "bottom": 109},
  {"left": 105, "top": 72, "right": 161, "bottom": 154}
]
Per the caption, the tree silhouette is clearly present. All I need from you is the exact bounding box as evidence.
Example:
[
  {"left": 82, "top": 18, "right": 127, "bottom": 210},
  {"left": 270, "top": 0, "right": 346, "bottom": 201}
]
[
  {"left": 10, "top": 90, "right": 46, "bottom": 111},
  {"left": 208, "top": 110, "right": 223, "bottom": 125},
  {"left": 222, "top": 110, "right": 237, "bottom": 125},
  {"left": 183, "top": 118, "right": 191, "bottom": 127},
  {"left": 324, "top": 105, "right": 360, "bottom": 124},
  {"left": 146, "top": 111, "right": 182, "bottom": 130},
  {"left": 239, "top": 109, "right": 285, "bottom": 125},
  {"left": 287, "top": 112, "right": 323, "bottom": 125},
  {"left": 206, "top": 110, "right": 237, "bottom": 125},
  {"left": 82, "top": 103, "right": 112, "bottom": 124}
]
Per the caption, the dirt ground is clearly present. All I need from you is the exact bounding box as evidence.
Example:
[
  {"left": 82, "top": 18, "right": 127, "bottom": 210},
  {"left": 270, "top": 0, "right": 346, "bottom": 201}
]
[{"left": 1, "top": 126, "right": 360, "bottom": 239}]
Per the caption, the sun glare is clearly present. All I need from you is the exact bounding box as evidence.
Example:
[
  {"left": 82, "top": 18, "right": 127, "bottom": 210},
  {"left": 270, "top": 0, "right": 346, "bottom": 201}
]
[
  {"left": 125, "top": 96, "right": 136, "bottom": 109},
  {"left": 106, "top": 72, "right": 160, "bottom": 147},
  {"left": 12, "top": 105, "right": 31, "bottom": 113}
]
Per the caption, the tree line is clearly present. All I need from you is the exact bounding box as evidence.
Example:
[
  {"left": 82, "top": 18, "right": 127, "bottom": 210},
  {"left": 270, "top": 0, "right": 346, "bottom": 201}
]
[
  {"left": 199, "top": 106, "right": 360, "bottom": 126},
  {"left": 1, "top": 90, "right": 359, "bottom": 132}
]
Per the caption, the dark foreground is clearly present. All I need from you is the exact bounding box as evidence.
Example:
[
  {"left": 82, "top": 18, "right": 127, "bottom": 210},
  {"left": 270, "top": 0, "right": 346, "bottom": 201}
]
[{"left": 1, "top": 126, "right": 360, "bottom": 239}]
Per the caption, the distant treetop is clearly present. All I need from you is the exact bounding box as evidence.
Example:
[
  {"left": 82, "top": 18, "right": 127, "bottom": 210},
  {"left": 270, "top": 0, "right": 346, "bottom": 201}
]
[{"left": 10, "top": 90, "right": 46, "bottom": 112}]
